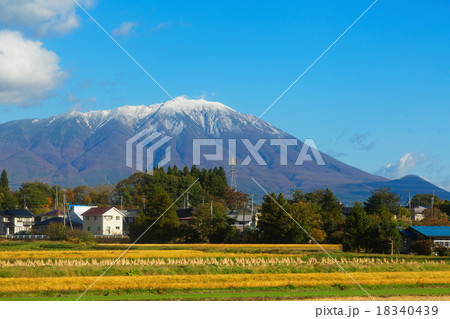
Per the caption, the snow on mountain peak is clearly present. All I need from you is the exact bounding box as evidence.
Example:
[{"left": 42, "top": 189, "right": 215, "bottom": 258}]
[
  {"left": 44, "top": 97, "right": 283, "bottom": 137},
  {"left": 153, "top": 96, "right": 235, "bottom": 114}
]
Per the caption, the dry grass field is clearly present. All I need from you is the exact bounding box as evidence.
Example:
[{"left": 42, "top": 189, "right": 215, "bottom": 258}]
[{"left": 0, "top": 241, "right": 448, "bottom": 300}]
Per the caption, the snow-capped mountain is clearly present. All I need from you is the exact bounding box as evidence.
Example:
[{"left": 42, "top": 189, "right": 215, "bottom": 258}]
[{"left": 0, "top": 97, "right": 448, "bottom": 201}]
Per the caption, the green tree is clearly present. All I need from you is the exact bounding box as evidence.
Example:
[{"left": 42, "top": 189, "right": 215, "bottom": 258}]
[
  {"left": 365, "top": 204, "right": 401, "bottom": 254},
  {"left": 0, "top": 169, "right": 17, "bottom": 210},
  {"left": 129, "top": 187, "right": 180, "bottom": 243},
  {"left": 439, "top": 200, "right": 450, "bottom": 217},
  {"left": 192, "top": 201, "right": 235, "bottom": 243},
  {"left": 412, "top": 194, "right": 442, "bottom": 207},
  {"left": 19, "top": 182, "right": 53, "bottom": 213},
  {"left": 0, "top": 169, "right": 8, "bottom": 189},
  {"left": 290, "top": 201, "right": 326, "bottom": 243},
  {"left": 258, "top": 193, "right": 296, "bottom": 243},
  {"left": 72, "top": 185, "right": 93, "bottom": 205},
  {"left": 364, "top": 187, "right": 401, "bottom": 216},
  {"left": 223, "top": 187, "right": 248, "bottom": 210},
  {"left": 342, "top": 202, "right": 368, "bottom": 252},
  {"left": 290, "top": 189, "right": 342, "bottom": 241}
]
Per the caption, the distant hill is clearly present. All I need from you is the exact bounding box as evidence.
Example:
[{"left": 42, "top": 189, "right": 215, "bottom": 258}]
[{"left": 0, "top": 97, "right": 448, "bottom": 202}]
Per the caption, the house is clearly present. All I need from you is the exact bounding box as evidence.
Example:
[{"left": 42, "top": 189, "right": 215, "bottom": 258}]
[
  {"left": 82, "top": 207, "right": 124, "bottom": 235},
  {"left": 121, "top": 209, "right": 140, "bottom": 233},
  {"left": 36, "top": 210, "right": 65, "bottom": 223},
  {"left": 231, "top": 213, "right": 253, "bottom": 232},
  {"left": 400, "top": 226, "right": 450, "bottom": 253},
  {"left": 228, "top": 206, "right": 260, "bottom": 232},
  {"left": 70, "top": 205, "right": 98, "bottom": 220},
  {"left": 176, "top": 207, "right": 197, "bottom": 225},
  {"left": 33, "top": 210, "right": 84, "bottom": 233},
  {"left": 0, "top": 211, "right": 10, "bottom": 235},
  {"left": 33, "top": 217, "right": 83, "bottom": 233},
  {"left": 0, "top": 209, "right": 34, "bottom": 235},
  {"left": 412, "top": 206, "right": 429, "bottom": 221}
]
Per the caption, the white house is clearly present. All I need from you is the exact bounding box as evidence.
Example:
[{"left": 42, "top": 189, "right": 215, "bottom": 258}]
[
  {"left": 0, "top": 209, "right": 35, "bottom": 235},
  {"left": 82, "top": 207, "right": 124, "bottom": 235},
  {"left": 412, "top": 206, "right": 429, "bottom": 221}
]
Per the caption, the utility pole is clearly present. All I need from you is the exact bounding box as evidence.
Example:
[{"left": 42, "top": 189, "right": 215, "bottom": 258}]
[
  {"left": 55, "top": 186, "right": 59, "bottom": 210},
  {"left": 250, "top": 194, "right": 254, "bottom": 227},
  {"left": 250, "top": 194, "right": 254, "bottom": 243},
  {"left": 230, "top": 158, "right": 237, "bottom": 189},
  {"left": 210, "top": 201, "right": 213, "bottom": 220},
  {"left": 242, "top": 201, "right": 245, "bottom": 243},
  {"left": 187, "top": 191, "right": 190, "bottom": 208},
  {"left": 210, "top": 201, "right": 213, "bottom": 230},
  {"left": 120, "top": 196, "right": 123, "bottom": 211},
  {"left": 23, "top": 195, "right": 27, "bottom": 210},
  {"left": 63, "top": 190, "right": 73, "bottom": 230},
  {"left": 143, "top": 196, "right": 146, "bottom": 210},
  {"left": 63, "top": 192, "right": 66, "bottom": 226},
  {"left": 408, "top": 192, "right": 411, "bottom": 210}
]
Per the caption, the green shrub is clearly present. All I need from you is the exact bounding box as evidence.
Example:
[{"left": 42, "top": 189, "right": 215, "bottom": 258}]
[
  {"left": 67, "top": 229, "right": 95, "bottom": 244},
  {"left": 410, "top": 240, "right": 433, "bottom": 255},
  {"left": 435, "top": 245, "right": 449, "bottom": 257},
  {"left": 44, "top": 223, "right": 68, "bottom": 241}
]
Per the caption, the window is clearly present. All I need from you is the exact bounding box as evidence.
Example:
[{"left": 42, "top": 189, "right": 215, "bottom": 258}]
[
  {"left": 116, "top": 226, "right": 120, "bottom": 230},
  {"left": 435, "top": 240, "right": 450, "bottom": 248},
  {"left": 105, "top": 215, "right": 112, "bottom": 221},
  {"left": 87, "top": 226, "right": 91, "bottom": 231},
  {"left": 17, "top": 218, "right": 22, "bottom": 222},
  {"left": 94, "top": 216, "right": 98, "bottom": 221},
  {"left": 116, "top": 216, "right": 120, "bottom": 220},
  {"left": 97, "top": 226, "right": 101, "bottom": 231},
  {"left": 86, "top": 216, "right": 90, "bottom": 221}
]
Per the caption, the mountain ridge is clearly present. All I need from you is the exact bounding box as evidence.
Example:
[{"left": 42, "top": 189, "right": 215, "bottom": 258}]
[{"left": 0, "top": 98, "right": 448, "bottom": 202}]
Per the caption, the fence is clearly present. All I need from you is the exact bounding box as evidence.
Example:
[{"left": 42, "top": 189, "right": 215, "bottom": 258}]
[{"left": 1, "top": 235, "right": 48, "bottom": 240}]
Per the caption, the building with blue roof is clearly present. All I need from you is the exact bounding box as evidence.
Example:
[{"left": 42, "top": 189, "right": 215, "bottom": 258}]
[{"left": 400, "top": 226, "right": 450, "bottom": 253}]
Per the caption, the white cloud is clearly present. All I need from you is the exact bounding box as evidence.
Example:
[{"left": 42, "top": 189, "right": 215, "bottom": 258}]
[
  {"left": 375, "top": 152, "right": 427, "bottom": 179},
  {"left": 67, "top": 92, "right": 96, "bottom": 112},
  {"left": 112, "top": 21, "right": 137, "bottom": 37},
  {"left": 151, "top": 21, "right": 173, "bottom": 31},
  {"left": 0, "top": 30, "right": 66, "bottom": 106},
  {"left": 0, "top": 0, "right": 94, "bottom": 37}
]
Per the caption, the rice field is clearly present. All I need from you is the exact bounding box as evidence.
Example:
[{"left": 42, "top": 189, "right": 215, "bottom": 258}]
[
  {"left": 0, "top": 249, "right": 301, "bottom": 260},
  {"left": 0, "top": 271, "right": 449, "bottom": 293},
  {"left": 0, "top": 241, "right": 448, "bottom": 300}
]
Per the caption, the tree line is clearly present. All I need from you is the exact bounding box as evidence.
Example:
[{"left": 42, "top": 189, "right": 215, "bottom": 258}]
[{"left": 0, "top": 167, "right": 449, "bottom": 249}]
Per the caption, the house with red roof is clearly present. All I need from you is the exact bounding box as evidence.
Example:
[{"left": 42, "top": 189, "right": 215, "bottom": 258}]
[{"left": 82, "top": 207, "right": 124, "bottom": 235}]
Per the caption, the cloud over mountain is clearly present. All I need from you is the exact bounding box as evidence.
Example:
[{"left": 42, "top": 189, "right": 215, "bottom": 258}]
[
  {"left": 376, "top": 152, "right": 426, "bottom": 179},
  {"left": 0, "top": 30, "right": 66, "bottom": 106},
  {"left": 0, "top": 0, "right": 93, "bottom": 37}
]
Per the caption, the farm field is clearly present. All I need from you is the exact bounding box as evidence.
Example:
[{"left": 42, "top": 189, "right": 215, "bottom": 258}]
[{"left": 0, "top": 241, "right": 449, "bottom": 301}]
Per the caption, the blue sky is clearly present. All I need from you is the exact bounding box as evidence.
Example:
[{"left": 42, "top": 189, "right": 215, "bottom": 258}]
[{"left": 0, "top": 0, "right": 449, "bottom": 190}]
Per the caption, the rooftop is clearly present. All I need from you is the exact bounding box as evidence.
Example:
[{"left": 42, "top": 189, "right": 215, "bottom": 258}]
[
  {"left": 409, "top": 226, "right": 450, "bottom": 237},
  {"left": 82, "top": 207, "right": 122, "bottom": 216},
  {"left": 5, "top": 209, "right": 34, "bottom": 218}
]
